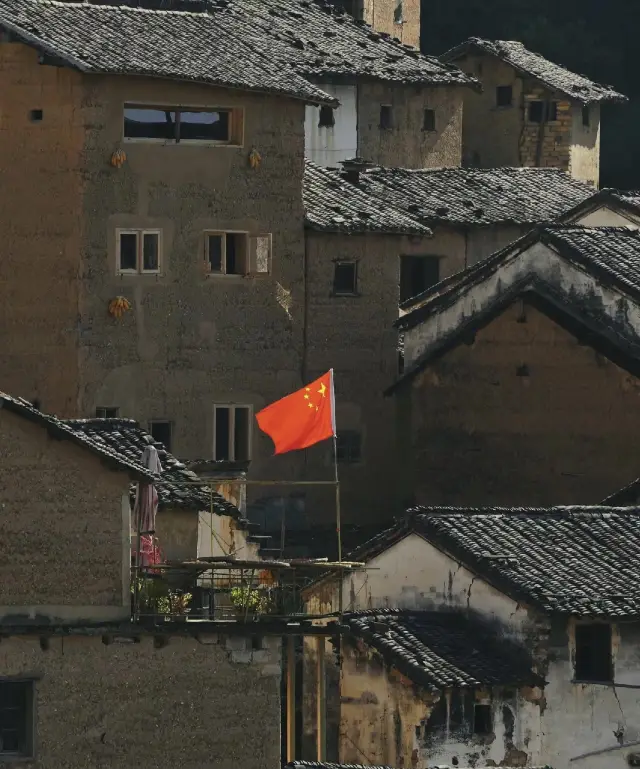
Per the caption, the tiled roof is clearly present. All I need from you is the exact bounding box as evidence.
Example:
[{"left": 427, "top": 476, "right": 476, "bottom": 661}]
[
  {"left": 304, "top": 161, "right": 431, "bottom": 235},
  {"left": 442, "top": 37, "right": 627, "bottom": 104},
  {"left": 0, "top": 0, "right": 475, "bottom": 107},
  {"left": 397, "top": 226, "right": 640, "bottom": 328},
  {"left": 561, "top": 188, "right": 640, "bottom": 224},
  {"left": 287, "top": 765, "right": 551, "bottom": 769},
  {"left": 62, "top": 418, "right": 241, "bottom": 516},
  {"left": 0, "top": 393, "right": 152, "bottom": 481},
  {"left": 340, "top": 609, "right": 537, "bottom": 690},
  {"left": 353, "top": 167, "right": 593, "bottom": 227},
  {"left": 409, "top": 508, "right": 640, "bottom": 617}
]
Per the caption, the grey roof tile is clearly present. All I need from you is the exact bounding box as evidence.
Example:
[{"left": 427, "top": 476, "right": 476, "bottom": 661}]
[
  {"left": 62, "top": 418, "right": 241, "bottom": 517},
  {"left": 442, "top": 37, "right": 627, "bottom": 104},
  {"left": 340, "top": 609, "right": 538, "bottom": 690},
  {"left": 0, "top": 393, "right": 153, "bottom": 480},
  {"left": 304, "top": 160, "right": 431, "bottom": 235},
  {"left": 353, "top": 508, "right": 640, "bottom": 618},
  {"left": 287, "top": 764, "right": 552, "bottom": 769},
  {"left": 354, "top": 167, "right": 594, "bottom": 227},
  {"left": 0, "top": 0, "right": 475, "bottom": 107}
]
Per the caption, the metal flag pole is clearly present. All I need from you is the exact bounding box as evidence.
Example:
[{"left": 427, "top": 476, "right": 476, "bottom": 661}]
[{"left": 330, "top": 370, "right": 343, "bottom": 618}]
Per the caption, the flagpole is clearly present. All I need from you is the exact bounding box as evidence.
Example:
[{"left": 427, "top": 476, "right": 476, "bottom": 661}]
[{"left": 330, "top": 370, "right": 343, "bottom": 618}]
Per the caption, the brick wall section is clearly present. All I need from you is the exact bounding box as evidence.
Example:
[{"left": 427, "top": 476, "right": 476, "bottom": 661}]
[
  {"left": 362, "top": 0, "right": 421, "bottom": 49},
  {"left": 0, "top": 410, "right": 128, "bottom": 610},
  {"left": 358, "top": 84, "right": 463, "bottom": 168},
  {"left": 403, "top": 302, "right": 640, "bottom": 506},
  {"left": 519, "top": 85, "right": 572, "bottom": 172},
  {"left": 0, "top": 634, "right": 281, "bottom": 768},
  {"left": 0, "top": 43, "right": 85, "bottom": 416}
]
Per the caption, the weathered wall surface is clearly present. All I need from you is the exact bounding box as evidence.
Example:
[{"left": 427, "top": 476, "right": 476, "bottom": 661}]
[
  {"left": 77, "top": 74, "right": 307, "bottom": 485},
  {"left": 156, "top": 508, "right": 198, "bottom": 561},
  {"left": 404, "top": 302, "right": 640, "bottom": 506},
  {"left": 465, "top": 225, "right": 526, "bottom": 267},
  {"left": 0, "top": 410, "right": 130, "bottom": 618},
  {"left": 0, "top": 633, "right": 281, "bottom": 768},
  {"left": 0, "top": 43, "right": 85, "bottom": 416},
  {"left": 357, "top": 84, "right": 463, "bottom": 168},
  {"left": 569, "top": 103, "right": 600, "bottom": 186},
  {"left": 573, "top": 206, "right": 640, "bottom": 228},
  {"left": 519, "top": 86, "right": 572, "bottom": 172},
  {"left": 305, "top": 84, "right": 358, "bottom": 167},
  {"left": 362, "top": 0, "right": 421, "bottom": 49}
]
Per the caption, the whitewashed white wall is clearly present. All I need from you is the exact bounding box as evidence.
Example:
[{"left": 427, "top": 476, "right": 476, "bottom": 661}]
[
  {"left": 305, "top": 84, "right": 358, "bottom": 167},
  {"left": 574, "top": 205, "right": 640, "bottom": 228}
]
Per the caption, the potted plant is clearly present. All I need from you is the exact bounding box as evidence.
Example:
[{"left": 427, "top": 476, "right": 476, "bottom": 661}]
[
  {"left": 157, "top": 591, "right": 192, "bottom": 622},
  {"left": 229, "top": 585, "right": 270, "bottom": 619}
]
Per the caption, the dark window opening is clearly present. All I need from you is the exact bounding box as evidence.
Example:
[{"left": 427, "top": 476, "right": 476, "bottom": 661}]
[
  {"left": 473, "top": 704, "right": 493, "bottom": 735},
  {"left": 423, "top": 108, "right": 436, "bottom": 131},
  {"left": 582, "top": 105, "right": 591, "bottom": 127},
  {"left": 496, "top": 85, "right": 513, "bottom": 107},
  {"left": 142, "top": 232, "right": 159, "bottom": 271},
  {"left": 400, "top": 255, "right": 440, "bottom": 303},
  {"left": 207, "top": 234, "right": 223, "bottom": 273},
  {"left": 0, "top": 680, "right": 34, "bottom": 758},
  {"left": 226, "top": 233, "right": 239, "bottom": 274},
  {"left": 336, "top": 431, "right": 362, "bottom": 464},
  {"left": 380, "top": 105, "right": 393, "bottom": 129},
  {"left": 319, "top": 106, "right": 335, "bottom": 128},
  {"left": 528, "top": 101, "right": 558, "bottom": 123},
  {"left": 206, "top": 233, "right": 247, "bottom": 275},
  {"left": 333, "top": 262, "right": 358, "bottom": 295},
  {"left": 118, "top": 231, "right": 160, "bottom": 273},
  {"left": 393, "top": 0, "right": 403, "bottom": 23},
  {"left": 333, "top": 0, "right": 363, "bottom": 18},
  {"left": 29, "top": 109, "right": 43, "bottom": 122},
  {"left": 214, "top": 405, "right": 251, "bottom": 461},
  {"left": 124, "top": 105, "right": 231, "bottom": 143},
  {"left": 574, "top": 623, "right": 613, "bottom": 682},
  {"left": 96, "top": 407, "right": 119, "bottom": 419},
  {"left": 149, "top": 421, "right": 172, "bottom": 452},
  {"left": 119, "top": 233, "right": 138, "bottom": 271}
]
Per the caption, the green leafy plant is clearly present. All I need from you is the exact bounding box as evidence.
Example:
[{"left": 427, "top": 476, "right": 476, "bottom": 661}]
[{"left": 230, "top": 586, "right": 270, "bottom": 615}]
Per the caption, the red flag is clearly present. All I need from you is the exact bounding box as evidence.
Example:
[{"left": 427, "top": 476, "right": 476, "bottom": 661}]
[{"left": 256, "top": 370, "right": 335, "bottom": 455}]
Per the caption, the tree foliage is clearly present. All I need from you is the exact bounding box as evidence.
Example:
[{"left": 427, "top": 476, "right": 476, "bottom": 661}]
[{"left": 421, "top": 0, "right": 639, "bottom": 188}]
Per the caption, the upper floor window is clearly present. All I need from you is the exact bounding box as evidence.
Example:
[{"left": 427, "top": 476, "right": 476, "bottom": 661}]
[
  {"left": 214, "top": 404, "right": 252, "bottom": 461},
  {"left": 319, "top": 106, "right": 335, "bottom": 128},
  {"left": 380, "top": 105, "right": 394, "bottom": 130},
  {"left": 149, "top": 420, "right": 172, "bottom": 452},
  {"left": 496, "top": 85, "right": 513, "bottom": 107},
  {"left": 205, "top": 232, "right": 271, "bottom": 276},
  {"left": 117, "top": 229, "right": 161, "bottom": 274},
  {"left": 96, "top": 406, "right": 119, "bottom": 418},
  {"left": 123, "top": 105, "right": 241, "bottom": 145},
  {"left": 393, "top": 0, "right": 404, "bottom": 23},
  {"left": 336, "top": 430, "right": 362, "bottom": 464},
  {"left": 528, "top": 100, "right": 558, "bottom": 123},
  {"left": 333, "top": 261, "right": 358, "bottom": 296},
  {"left": 582, "top": 105, "right": 591, "bottom": 127},
  {"left": 400, "top": 255, "right": 440, "bottom": 303},
  {"left": 574, "top": 622, "right": 613, "bottom": 683},
  {"left": 0, "top": 679, "right": 35, "bottom": 758},
  {"left": 423, "top": 109, "right": 436, "bottom": 132}
]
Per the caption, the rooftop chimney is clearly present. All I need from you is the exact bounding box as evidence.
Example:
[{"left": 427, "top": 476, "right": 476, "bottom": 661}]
[{"left": 340, "top": 157, "right": 374, "bottom": 185}]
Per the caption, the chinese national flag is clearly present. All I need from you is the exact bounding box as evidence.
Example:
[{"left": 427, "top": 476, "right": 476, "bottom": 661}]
[{"left": 255, "top": 370, "right": 335, "bottom": 455}]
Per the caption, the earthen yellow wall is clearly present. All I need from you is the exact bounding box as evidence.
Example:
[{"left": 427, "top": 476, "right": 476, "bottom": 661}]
[
  {"left": 363, "top": 0, "right": 421, "bottom": 49},
  {"left": 0, "top": 634, "right": 280, "bottom": 768},
  {"left": 404, "top": 301, "right": 640, "bottom": 505},
  {"left": 0, "top": 409, "right": 130, "bottom": 615},
  {"left": 0, "top": 43, "right": 85, "bottom": 415}
]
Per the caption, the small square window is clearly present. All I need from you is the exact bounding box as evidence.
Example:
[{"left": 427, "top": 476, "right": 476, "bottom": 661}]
[
  {"left": 423, "top": 109, "right": 436, "bottom": 131},
  {"left": 214, "top": 405, "right": 252, "bottom": 461},
  {"left": 528, "top": 101, "right": 558, "bottom": 123},
  {"left": 496, "top": 85, "right": 513, "bottom": 107},
  {"left": 205, "top": 232, "right": 248, "bottom": 275},
  {"left": 29, "top": 109, "right": 43, "bottom": 122},
  {"left": 149, "top": 421, "right": 172, "bottom": 452},
  {"left": 319, "top": 106, "right": 335, "bottom": 128},
  {"left": 574, "top": 622, "right": 613, "bottom": 682},
  {"left": 0, "top": 679, "right": 35, "bottom": 758},
  {"left": 333, "top": 262, "right": 358, "bottom": 295},
  {"left": 582, "top": 105, "right": 591, "bottom": 127},
  {"left": 473, "top": 703, "right": 492, "bottom": 735},
  {"left": 380, "top": 105, "right": 394, "bottom": 129},
  {"left": 96, "top": 407, "right": 119, "bottom": 419},
  {"left": 336, "top": 431, "right": 362, "bottom": 464},
  {"left": 117, "top": 230, "right": 161, "bottom": 274}
]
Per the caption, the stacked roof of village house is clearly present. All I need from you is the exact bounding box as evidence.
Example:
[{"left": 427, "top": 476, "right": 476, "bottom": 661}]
[
  {"left": 304, "top": 164, "right": 594, "bottom": 230},
  {"left": 441, "top": 37, "right": 627, "bottom": 104},
  {"left": 0, "top": 0, "right": 476, "bottom": 102}
]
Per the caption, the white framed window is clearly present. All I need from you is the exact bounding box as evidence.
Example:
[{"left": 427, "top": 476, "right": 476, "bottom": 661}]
[
  {"left": 213, "top": 404, "right": 252, "bottom": 461},
  {"left": 204, "top": 232, "right": 271, "bottom": 276},
  {"left": 116, "top": 229, "right": 161, "bottom": 275}
]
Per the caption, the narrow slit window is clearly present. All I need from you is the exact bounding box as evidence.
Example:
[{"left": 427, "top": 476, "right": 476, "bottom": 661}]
[
  {"left": 496, "top": 85, "right": 513, "bottom": 107},
  {"left": 582, "top": 105, "right": 591, "bottom": 127},
  {"left": 213, "top": 405, "right": 252, "bottom": 461},
  {"left": 380, "top": 105, "right": 394, "bottom": 129},
  {"left": 423, "top": 109, "right": 436, "bottom": 131},
  {"left": 117, "top": 230, "right": 161, "bottom": 274},
  {"left": 319, "top": 106, "right": 335, "bottom": 128},
  {"left": 473, "top": 704, "right": 493, "bottom": 735},
  {"left": 574, "top": 623, "right": 613, "bottom": 682},
  {"left": 333, "top": 262, "right": 358, "bottom": 295}
]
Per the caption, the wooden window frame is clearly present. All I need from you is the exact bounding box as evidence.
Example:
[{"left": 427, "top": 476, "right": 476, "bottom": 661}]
[
  {"left": 95, "top": 407, "right": 120, "bottom": 419},
  {"left": 213, "top": 404, "right": 253, "bottom": 461},
  {"left": 123, "top": 103, "right": 244, "bottom": 147},
  {"left": 204, "top": 231, "right": 272, "bottom": 277},
  {"left": 116, "top": 229, "right": 162, "bottom": 275}
]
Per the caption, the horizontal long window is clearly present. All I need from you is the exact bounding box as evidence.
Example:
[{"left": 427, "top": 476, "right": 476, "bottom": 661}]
[{"left": 123, "top": 105, "right": 236, "bottom": 143}]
